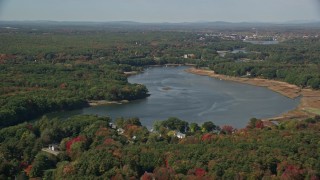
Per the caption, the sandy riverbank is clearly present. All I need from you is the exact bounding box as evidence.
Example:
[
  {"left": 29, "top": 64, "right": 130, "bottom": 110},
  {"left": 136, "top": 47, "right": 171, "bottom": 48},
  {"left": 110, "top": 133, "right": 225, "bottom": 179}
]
[
  {"left": 88, "top": 100, "right": 129, "bottom": 106},
  {"left": 186, "top": 68, "right": 320, "bottom": 122}
]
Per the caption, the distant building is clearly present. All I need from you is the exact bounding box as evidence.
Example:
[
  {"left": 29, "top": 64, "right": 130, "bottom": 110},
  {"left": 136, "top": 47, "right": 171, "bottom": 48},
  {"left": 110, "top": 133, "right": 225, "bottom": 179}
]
[
  {"left": 176, "top": 132, "right": 186, "bottom": 139},
  {"left": 42, "top": 144, "right": 60, "bottom": 156},
  {"left": 109, "top": 123, "right": 117, "bottom": 129},
  {"left": 117, "top": 128, "right": 125, "bottom": 134},
  {"left": 183, "top": 54, "right": 196, "bottom": 59},
  {"left": 48, "top": 144, "right": 60, "bottom": 151}
]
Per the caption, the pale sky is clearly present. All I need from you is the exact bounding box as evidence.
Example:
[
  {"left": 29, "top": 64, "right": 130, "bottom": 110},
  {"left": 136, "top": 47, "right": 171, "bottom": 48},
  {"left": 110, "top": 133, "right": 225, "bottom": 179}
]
[{"left": 0, "top": 0, "right": 319, "bottom": 23}]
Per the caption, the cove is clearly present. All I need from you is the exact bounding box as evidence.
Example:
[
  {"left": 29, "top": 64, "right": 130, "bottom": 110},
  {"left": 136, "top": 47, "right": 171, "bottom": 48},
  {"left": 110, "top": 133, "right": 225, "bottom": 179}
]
[{"left": 50, "top": 66, "right": 299, "bottom": 128}]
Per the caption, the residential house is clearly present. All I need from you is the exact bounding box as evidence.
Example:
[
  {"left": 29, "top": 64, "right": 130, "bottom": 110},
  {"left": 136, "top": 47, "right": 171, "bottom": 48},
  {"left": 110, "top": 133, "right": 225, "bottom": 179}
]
[
  {"left": 117, "top": 128, "right": 125, "bottom": 134},
  {"left": 109, "top": 122, "right": 117, "bottom": 129},
  {"left": 48, "top": 144, "right": 60, "bottom": 151},
  {"left": 183, "top": 54, "right": 196, "bottom": 59},
  {"left": 176, "top": 132, "right": 186, "bottom": 139}
]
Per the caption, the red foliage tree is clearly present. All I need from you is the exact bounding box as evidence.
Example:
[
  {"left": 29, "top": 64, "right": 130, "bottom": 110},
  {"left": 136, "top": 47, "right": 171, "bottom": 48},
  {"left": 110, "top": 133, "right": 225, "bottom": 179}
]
[
  {"left": 281, "top": 165, "right": 303, "bottom": 179},
  {"left": 66, "top": 136, "right": 86, "bottom": 153},
  {"left": 195, "top": 168, "right": 207, "bottom": 177},
  {"left": 201, "top": 133, "right": 215, "bottom": 141},
  {"left": 125, "top": 124, "right": 142, "bottom": 137},
  {"left": 24, "top": 165, "right": 32, "bottom": 176},
  {"left": 63, "top": 164, "right": 75, "bottom": 175},
  {"left": 95, "top": 127, "right": 110, "bottom": 137},
  {"left": 141, "top": 172, "right": 154, "bottom": 180},
  {"left": 103, "top": 138, "right": 115, "bottom": 145},
  {"left": 278, "top": 162, "right": 304, "bottom": 180},
  {"left": 164, "top": 158, "right": 169, "bottom": 168},
  {"left": 187, "top": 168, "right": 208, "bottom": 179},
  {"left": 153, "top": 167, "right": 175, "bottom": 180},
  {"left": 221, "top": 125, "right": 234, "bottom": 134},
  {"left": 255, "top": 120, "right": 264, "bottom": 129}
]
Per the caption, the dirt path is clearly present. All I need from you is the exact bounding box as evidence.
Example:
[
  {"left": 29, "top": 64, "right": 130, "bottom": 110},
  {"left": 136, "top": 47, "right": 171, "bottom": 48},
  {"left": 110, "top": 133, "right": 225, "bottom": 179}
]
[{"left": 186, "top": 68, "right": 320, "bottom": 122}]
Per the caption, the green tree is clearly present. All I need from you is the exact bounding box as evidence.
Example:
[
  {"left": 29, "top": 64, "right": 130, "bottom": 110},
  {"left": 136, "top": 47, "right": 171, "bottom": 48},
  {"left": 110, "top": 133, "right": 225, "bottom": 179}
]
[
  {"left": 307, "top": 78, "right": 320, "bottom": 89},
  {"left": 161, "top": 117, "right": 189, "bottom": 133},
  {"left": 189, "top": 123, "right": 200, "bottom": 133},
  {"left": 201, "top": 121, "right": 217, "bottom": 132},
  {"left": 29, "top": 153, "right": 56, "bottom": 178}
]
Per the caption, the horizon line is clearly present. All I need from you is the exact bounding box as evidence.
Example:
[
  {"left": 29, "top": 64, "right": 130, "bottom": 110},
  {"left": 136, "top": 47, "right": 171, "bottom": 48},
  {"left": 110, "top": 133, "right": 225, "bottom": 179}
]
[{"left": 0, "top": 19, "right": 319, "bottom": 25}]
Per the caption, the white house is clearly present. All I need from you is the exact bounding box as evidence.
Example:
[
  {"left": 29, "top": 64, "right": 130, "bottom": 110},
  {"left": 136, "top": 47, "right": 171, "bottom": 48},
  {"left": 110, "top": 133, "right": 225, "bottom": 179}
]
[
  {"left": 48, "top": 144, "right": 59, "bottom": 151},
  {"left": 109, "top": 122, "right": 117, "bottom": 129},
  {"left": 117, "top": 128, "right": 125, "bottom": 134},
  {"left": 176, "top": 132, "right": 186, "bottom": 139}
]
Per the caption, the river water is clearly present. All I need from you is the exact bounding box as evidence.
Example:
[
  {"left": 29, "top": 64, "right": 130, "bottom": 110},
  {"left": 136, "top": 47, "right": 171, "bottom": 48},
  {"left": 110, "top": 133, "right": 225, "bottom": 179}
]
[{"left": 50, "top": 66, "right": 299, "bottom": 128}]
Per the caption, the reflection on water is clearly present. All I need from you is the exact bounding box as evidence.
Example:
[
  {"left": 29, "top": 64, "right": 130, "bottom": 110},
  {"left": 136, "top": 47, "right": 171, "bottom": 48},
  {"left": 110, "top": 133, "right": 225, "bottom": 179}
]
[{"left": 49, "top": 66, "right": 299, "bottom": 128}]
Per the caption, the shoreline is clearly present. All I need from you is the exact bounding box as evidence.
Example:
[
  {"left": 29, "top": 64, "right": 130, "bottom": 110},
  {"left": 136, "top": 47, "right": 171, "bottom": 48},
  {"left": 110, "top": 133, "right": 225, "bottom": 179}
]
[
  {"left": 186, "top": 68, "right": 320, "bottom": 122},
  {"left": 88, "top": 100, "right": 129, "bottom": 106}
]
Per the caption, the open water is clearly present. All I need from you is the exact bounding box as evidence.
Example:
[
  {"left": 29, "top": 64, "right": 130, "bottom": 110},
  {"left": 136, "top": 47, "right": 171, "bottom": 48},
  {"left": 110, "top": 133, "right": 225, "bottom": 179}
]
[{"left": 50, "top": 66, "right": 299, "bottom": 128}]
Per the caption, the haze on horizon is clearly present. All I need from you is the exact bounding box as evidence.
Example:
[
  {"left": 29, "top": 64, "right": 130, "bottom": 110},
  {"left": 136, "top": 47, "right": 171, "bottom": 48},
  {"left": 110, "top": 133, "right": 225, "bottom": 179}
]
[{"left": 0, "top": 0, "right": 319, "bottom": 23}]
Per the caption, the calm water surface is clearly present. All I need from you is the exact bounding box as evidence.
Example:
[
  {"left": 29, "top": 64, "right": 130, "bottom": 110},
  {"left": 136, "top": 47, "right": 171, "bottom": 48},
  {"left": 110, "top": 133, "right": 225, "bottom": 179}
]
[{"left": 51, "top": 66, "right": 299, "bottom": 128}]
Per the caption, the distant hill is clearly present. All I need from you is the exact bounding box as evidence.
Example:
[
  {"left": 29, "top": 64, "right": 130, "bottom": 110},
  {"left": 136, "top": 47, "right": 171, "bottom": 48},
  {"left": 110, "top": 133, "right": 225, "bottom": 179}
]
[{"left": 1, "top": 20, "right": 320, "bottom": 31}]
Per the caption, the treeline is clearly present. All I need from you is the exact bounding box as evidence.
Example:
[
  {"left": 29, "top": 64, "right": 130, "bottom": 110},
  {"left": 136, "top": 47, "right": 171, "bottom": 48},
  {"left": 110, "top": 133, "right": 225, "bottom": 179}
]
[
  {"left": 0, "top": 30, "right": 252, "bottom": 65},
  {"left": 0, "top": 115, "right": 319, "bottom": 179},
  {"left": 0, "top": 62, "right": 148, "bottom": 127},
  {"left": 2, "top": 29, "right": 320, "bottom": 67},
  {"left": 245, "top": 38, "right": 320, "bottom": 64},
  {"left": 0, "top": 31, "right": 215, "bottom": 63},
  {"left": 111, "top": 57, "right": 205, "bottom": 67},
  {"left": 203, "top": 37, "right": 320, "bottom": 90},
  {"left": 210, "top": 62, "right": 320, "bottom": 89}
]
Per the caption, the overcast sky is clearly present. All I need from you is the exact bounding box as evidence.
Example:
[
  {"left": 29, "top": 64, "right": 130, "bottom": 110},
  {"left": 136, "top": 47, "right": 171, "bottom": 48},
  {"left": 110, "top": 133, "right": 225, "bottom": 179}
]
[{"left": 0, "top": 0, "right": 319, "bottom": 22}]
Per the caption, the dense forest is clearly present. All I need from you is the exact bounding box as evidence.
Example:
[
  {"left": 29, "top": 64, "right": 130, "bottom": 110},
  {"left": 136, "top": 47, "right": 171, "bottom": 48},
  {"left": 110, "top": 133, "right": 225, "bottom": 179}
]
[
  {"left": 1, "top": 24, "right": 320, "bottom": 179},
  {"left": 0, "top": 62, "right": 148, "bottom": 127},
  {"left": 2, "top": 29, "right": 320, "bottom": 127},
  {"left": 0, "top": 115, "right": 319, "bottom": 179},
  {"left": 0, "top": 28, "right": 244, "bottom": 128},
  {"left": 210, "top": 38, "right": 320, "bottom": 89}
]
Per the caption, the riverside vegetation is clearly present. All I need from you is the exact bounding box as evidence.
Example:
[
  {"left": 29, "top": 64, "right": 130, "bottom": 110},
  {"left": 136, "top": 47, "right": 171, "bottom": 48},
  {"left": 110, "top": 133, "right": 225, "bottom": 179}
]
[
  {"left": 1, "top": 115, "right": 320, "bottom": 179},
  {"left": 1, "top": 23, "right": 320, "bottom": 179}
]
